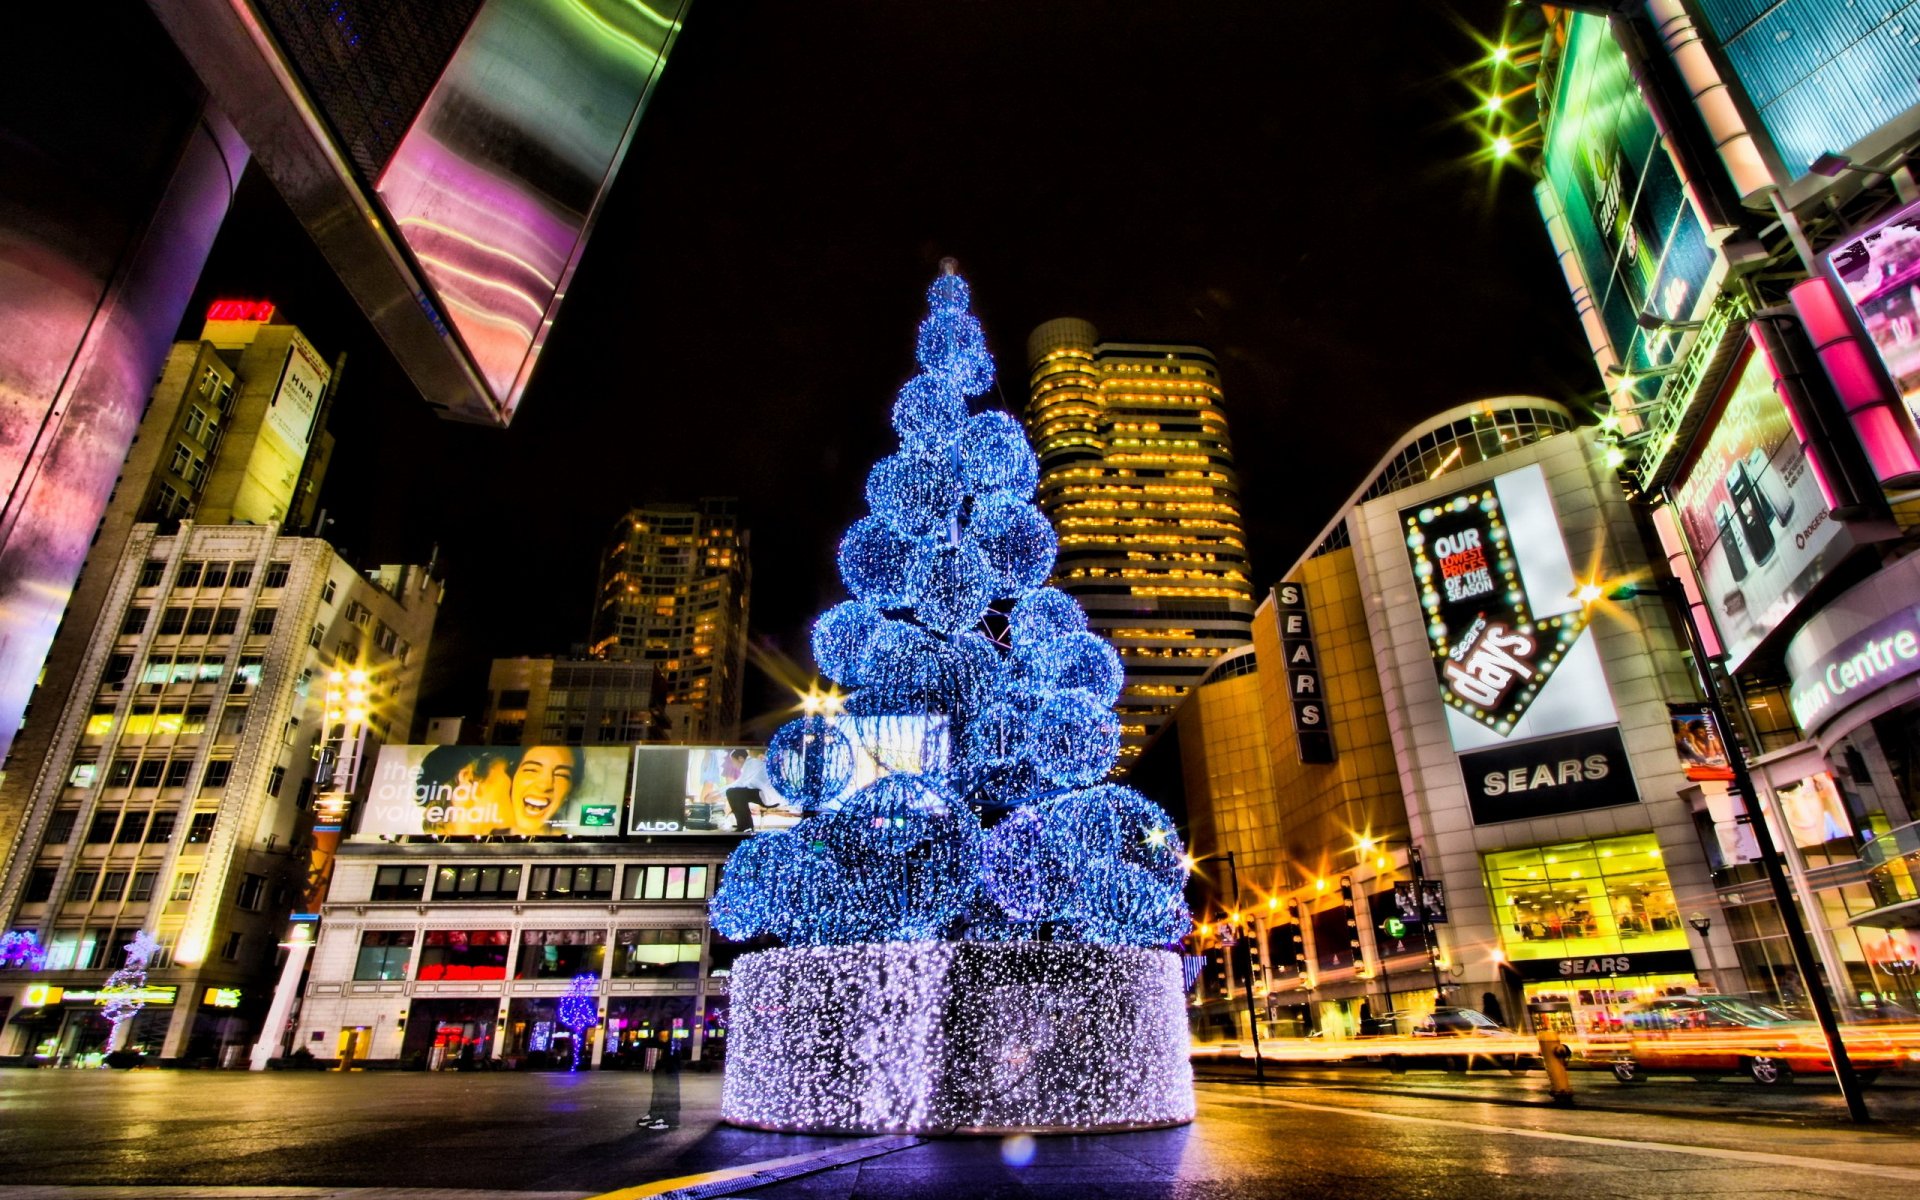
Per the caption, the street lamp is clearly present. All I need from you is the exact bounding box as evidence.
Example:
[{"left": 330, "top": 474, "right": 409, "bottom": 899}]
[
  {"left": 1184, "top": 850, "right": 1265, "bottom": 1084},
  {"left": 1600, "top": 576, "right": 1871, "bottom": 1122},
  {"left": 1688, "top": 913, "right": 1722, "bottom": 994}
]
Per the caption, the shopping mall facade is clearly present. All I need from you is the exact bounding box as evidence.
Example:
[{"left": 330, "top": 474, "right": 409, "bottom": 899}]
[{"left": 1155, "top": 3, "right": 1920, "bottom": 1043}]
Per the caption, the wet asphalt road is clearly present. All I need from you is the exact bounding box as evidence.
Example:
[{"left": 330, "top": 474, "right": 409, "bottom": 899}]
[{"left": 1, "top": 1066, "right": 1918, "bottom": 1198}]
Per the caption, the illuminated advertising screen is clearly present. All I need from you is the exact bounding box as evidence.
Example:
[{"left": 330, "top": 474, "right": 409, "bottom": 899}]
[
  {"left": 359, "top": 745, "right": 627, "bottom": 838},
  {"left": 627, "top": 718, "right": 950, "bottom": 834},
  {"left": 1401, "top": 464, "right": 1635, "bottom": 825},
  {"left": 1827, "top": 196, "right": 1920, "bottom": 425},
  {"left": 1671, "top": 348, "right": 1856, "bottom": 669},
  {"left": 630, "top": 745, "right": 800, "bottom": 835},
  {"left": 1538, "top": 13, "right": 1715, "bottom": 411}
]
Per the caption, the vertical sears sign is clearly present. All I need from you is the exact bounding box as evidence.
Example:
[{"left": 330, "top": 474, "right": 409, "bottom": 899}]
[
  {"left": 1274, "top": 582, "right": 1334, "bottom": 763},
  {"left": 1401, "top": 464, "right": 1637, "bottom": 824}
]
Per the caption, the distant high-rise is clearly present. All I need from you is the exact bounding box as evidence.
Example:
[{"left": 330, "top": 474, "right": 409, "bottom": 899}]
[
  {"left": 589, "top": 500, "right": 749, "bottom": 743},
  {"left": 1025, "top": 320, "right": 1254, "bottom": 766}
]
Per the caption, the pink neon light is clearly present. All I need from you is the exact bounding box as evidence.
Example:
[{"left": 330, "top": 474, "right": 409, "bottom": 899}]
[
  {"left": 1790, "top": 278, "right": 1920, "bottom": 486},
  {"left": 1649, "top": 506, "right": 1723, "bottom": 658}
]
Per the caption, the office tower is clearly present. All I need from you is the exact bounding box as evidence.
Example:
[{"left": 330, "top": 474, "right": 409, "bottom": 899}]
[
  {"left": 589, "top": 500, "right": 750, "bottom": 743},
  {"left": 1025, "top": 320, "right": 1255, "bottom": 766},
  {"left": 0, "top": 529, "right": 439, "bottom": 1063},
  {"left": 0, "top": 305, "right": 337, "bottom": 855},
  {"left": 480, "top": 657, "right": 664, "bottom": 745}
]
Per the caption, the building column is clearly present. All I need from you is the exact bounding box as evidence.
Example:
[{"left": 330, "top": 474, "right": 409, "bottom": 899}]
[{"left": 161, "top": 995, "right": 197, "bottom": 1059}]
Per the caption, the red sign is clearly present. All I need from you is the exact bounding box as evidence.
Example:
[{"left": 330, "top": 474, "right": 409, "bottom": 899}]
[{"left": 206, "top": 299, "right": 276, "bottom": 322}]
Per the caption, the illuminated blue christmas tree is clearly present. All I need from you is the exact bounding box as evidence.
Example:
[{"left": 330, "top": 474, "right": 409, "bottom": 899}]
[{"left": 711, "top": 262, "right": 1190, "bottom": 950}]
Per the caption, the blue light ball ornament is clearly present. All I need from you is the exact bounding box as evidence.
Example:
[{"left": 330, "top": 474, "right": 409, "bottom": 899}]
[
  {"left": 838, "top": 516, "right": 921, "bottom": 609},
  {"left": 967, "top": 493, "right": 1055, "bottom": 594},
  {"left": 948, "top": 630, "right": 1005, "bottom": 716},
  {"left": 1028, "top": 689, "right": 1121, "bottom": 787},
  {"left": 1012, "top": 630, "right": 1124, "bottom": 705},
  {"left": 711, "top": 831, "right": 817, "bottom": 942},
  {"left": 891, "top": 374, "right": 968, "bottom": 449},
  {"left": 867, "top": 451, "right": 962, "bottom": 538},
  {"left": 812, "top": 600, "right": 884, "bottom": 685},
  {"left": 916, "top": 311, "right": 994, "bottom": 396},
  {"left": 956, "top": 411, "right": 1039, "bottom": 498},
  {"left": 1009, "top": 587, "right": 1087, "bottom": 644},
  {"left": 851, "top": 620, "right": 944, "bottom": 708},
  {"left": 804, "top": 775, "right": 982, "bottom": 943},
  {"left": 767, "top": 715, "right": 856, "bottom": 812},
  {"left": 909, "top": 539, "right": 996, "bottom": 635}
]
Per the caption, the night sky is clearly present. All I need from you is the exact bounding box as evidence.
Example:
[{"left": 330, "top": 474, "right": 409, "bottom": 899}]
[{"left": 182, "top": 0, "right": 1594, "bottom": 733}]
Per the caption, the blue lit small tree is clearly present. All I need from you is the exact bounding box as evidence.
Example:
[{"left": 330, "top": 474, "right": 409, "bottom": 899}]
[
  {"left": 558, "top": 973, "right": 600, "bottom": 1072},
  {"left": 710, "top": 262, "right": 1190, "bottom": 950}
]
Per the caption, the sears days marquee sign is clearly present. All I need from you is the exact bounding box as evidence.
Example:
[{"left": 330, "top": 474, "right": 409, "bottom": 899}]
[
  {"left": 1400, "top": 464, "right": 1638, "bottom": 826},
  {"left": 1401, "top": 485, "right": 1588, "bottom": 736}
]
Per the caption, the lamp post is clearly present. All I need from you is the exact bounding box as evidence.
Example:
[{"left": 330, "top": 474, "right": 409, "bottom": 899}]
[
  {"left": 1606, "top": 577, "right": 1870, "bottom": 1122},
  {"left": 1186, "top": 850, "right": 1265, "bottom": 1084},
  {"left": 1688, "top": 912, "right": 1722, "bottom": 994}
]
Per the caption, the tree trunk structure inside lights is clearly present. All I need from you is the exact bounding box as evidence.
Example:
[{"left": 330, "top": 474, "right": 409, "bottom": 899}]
[{"left": 711, "top": 264, "right": 1193, "bottom": 1134}]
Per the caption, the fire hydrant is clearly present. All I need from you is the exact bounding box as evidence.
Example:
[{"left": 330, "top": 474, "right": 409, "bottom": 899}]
[{"left": 1537, "top": 1030, "right": 1575, "bottom": 1105}]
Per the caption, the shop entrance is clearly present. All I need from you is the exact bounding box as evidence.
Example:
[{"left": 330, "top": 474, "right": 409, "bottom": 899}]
[
  {"left": 403, "top": 999, "right": 499, "bottom": 1068},
  {"left": 336, "top": 1026, "right": 372, "bottom": 1066},
  {"left": 604, "top": 996, "right": 694, "bottom": 1069}
]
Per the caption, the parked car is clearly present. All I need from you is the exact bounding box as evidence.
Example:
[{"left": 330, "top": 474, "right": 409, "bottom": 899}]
[{"left": 1607, "top": 995, "right": 1899, "bottom": 1086}]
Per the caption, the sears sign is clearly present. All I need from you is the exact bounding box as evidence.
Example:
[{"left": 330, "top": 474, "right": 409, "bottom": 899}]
[{"left": 1459, "top": 726, "right": 1638, "bottom": 826}]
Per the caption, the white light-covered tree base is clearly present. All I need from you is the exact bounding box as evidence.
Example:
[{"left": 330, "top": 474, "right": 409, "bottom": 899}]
[{"left": 721, "top": 941, "right": 1195, "bottom": 1134}]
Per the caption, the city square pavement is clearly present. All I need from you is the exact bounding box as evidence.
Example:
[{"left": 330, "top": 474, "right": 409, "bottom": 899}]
[{"left": 1, "top": 1066, "right": 1919, "bottom": 1199}]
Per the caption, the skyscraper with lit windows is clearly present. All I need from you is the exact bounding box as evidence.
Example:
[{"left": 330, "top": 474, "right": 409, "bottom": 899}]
[
  {"left": 1025, "top": 320, "right": 1254, "bottom": 766},
  {"left": 588, "top": 499, "right": 749, "bottom": 743}
]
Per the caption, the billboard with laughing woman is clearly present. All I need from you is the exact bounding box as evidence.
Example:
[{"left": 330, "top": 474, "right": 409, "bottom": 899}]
[{"left": 358, "top": 745, "right": 628, "bottom": 839}]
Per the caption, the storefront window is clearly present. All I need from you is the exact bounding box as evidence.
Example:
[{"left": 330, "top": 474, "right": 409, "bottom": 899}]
[
  {"left": 614, "top": 928, "right": 702, "bottom": 978},
  {"left": 417, "top": 929, "right": 510, "bottom": 980},
  {"left": 515, "top": 929, "right": 606, "bottom": 979},
  {"left": 622, "top": 864, "right": 711, "bottom": 901},
  {"left": 354, "top": 930, "right": 414, "bottom": 981},
  {"left": 1484, "top": 833, "right": 1687, "bottom": 961}
]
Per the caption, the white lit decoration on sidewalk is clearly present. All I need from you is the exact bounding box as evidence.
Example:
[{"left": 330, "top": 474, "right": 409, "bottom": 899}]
[{"left": 712, "top": 263, "right": 1193, "bottom": 1134}]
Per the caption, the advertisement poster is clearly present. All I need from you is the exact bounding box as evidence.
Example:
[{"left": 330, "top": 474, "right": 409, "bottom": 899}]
[
  {"left": 1829, "top": 181, "right": 1920, "bottom": 426},
  {"left": 359, "top": 745, "right": 627, "bottom": 838},
  {"left": 1671, "top": 348, "right": 1855, "bottom": 669},
  {"left": 1774, "top": 772, "right": 1855, "bottom": 851},
  {"left": 1668, "top": 703, "right": 1735, "bottom": 783}
]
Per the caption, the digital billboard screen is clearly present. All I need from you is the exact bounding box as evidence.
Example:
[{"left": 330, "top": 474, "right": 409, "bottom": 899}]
[
  {"left": 1537, "top": 13, "right": 1715, "bottom": 411},
  {"left": 1670, "top": 346, "right": 1855, "bottom": 669},
  {"left": 629, "top": 745, "right": 801, "bottom": 835},
  {"left": 359, "top": 745, "right": 628, "bottom": 838},
  {"left": 1400, "top": 464, "right": 1635, "bottom": 825},
  {"left": 628, "top": 718, "right": 951, "bottom": 835},
  {"left": 1828, "top": 196, "right": 1920, "bottom": 425}
]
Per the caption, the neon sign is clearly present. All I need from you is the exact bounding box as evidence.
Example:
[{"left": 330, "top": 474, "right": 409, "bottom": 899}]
[{"left": 206, "top": 299, "right": 277, "bottom": 323}]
